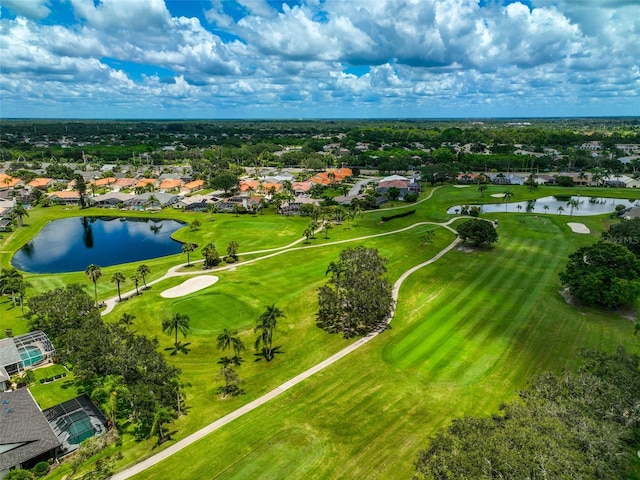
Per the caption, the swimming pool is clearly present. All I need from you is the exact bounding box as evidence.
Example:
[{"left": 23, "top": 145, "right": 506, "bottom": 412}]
[{"left": 19, "top": 345, "right": 44, "bottom": 367}]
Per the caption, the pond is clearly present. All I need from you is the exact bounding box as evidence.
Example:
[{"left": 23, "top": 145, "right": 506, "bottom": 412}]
[
  {"left": 447, "top": 196, "right": 640, "bottom": 216},
  {"left": 12, "top": 217, "right": 186, "bottom": 274}
]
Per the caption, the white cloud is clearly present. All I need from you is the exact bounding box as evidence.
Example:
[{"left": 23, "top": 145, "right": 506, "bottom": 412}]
[
  {"left": 0, "top": 0, "right": 51, "bottom": 19},
  {"left": 0, "top": 0, "right": 638, "bottom": 118}
]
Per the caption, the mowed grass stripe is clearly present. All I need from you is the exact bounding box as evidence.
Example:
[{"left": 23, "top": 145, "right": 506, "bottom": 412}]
[
  {"left": 386, "top": 235, "right": 527, "bottom": 373},
  {"left": 447, "top": 237, "right": 564, "bottom": 384},
  {"left": 419, "top": 238, "right": 536, "bottom": 381}
]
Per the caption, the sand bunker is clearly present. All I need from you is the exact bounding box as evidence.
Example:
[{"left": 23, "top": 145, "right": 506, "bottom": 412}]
[
  {"left": 161, "top": 276, "right": 219, "bottom": 298},
  {"left": 453, "top": 185, "right": 470, "bottom": 188},
  {"left": 490, "top": 193, "right": 506, "bottom": 198},
  {"left": 567, "top": 222, "right": 590, "bottom": 234}
]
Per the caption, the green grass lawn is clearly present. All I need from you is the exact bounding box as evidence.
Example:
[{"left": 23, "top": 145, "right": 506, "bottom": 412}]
[
  {"left": 1, "top": 185, "right": 639, "bottom": 479},
  {"left": 130, "top": 212, "right": 638, "bottom": 480},
  {"left": 29, "top": 364, "right": 79, "bottom": 410}
]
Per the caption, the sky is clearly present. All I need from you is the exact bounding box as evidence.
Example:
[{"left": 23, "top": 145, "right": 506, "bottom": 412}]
[{"left": 0, "top": 0, "right": 638, "bottom": 119}]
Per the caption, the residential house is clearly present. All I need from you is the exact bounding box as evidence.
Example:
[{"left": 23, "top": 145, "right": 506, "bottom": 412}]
[
  {"left": 133, "top": 178, "right": 158, "bottom": 191},
  {"left": 92, "top": 192, "right": 132, "bottom": 207},
  {"left": 180, "top": 179, "right": 205, "bottom": 194},
  {"left": 239, "top": 180, "right": 261, "bottom": 194},
  {"left": 47, "top": 191, "right": 81, "bottom": 205},
  {"left": 489, "top": 173, "right": 525, "bottom": 185},
  {"left": 26, "top": 178, "right": 53, "bottom": 191},
  {"left": 292, "top": 181, "right": 313, "bottom": 195},
  {"left": 0, "top": 389, "right": 61, "bottom": 475},
  {"left": 93, "top": 177, "right": 117, "bottom": 189},
  {"left": 0, "top": 174, "right": 21, "bottom": 190},
  {"left": 604, "top": 175, "right": 640, "bottom": 188},
  {"left": 375, "top": 175, "right": 421, "bottom": 199},
  {"left": 217, "top": 196, "right": 262, "bottom": 212},
  {"left": 124, "top": 192, "right": 179, "bottom": 210},
  {"left": 159, "top": 178, "right": 183, "bottom": 192},
  {"left": 113, "top": 177, "right": 138, "bottom": 190},
  {"left": 457, "top": 173, "right": 483, "bottom": 184}
]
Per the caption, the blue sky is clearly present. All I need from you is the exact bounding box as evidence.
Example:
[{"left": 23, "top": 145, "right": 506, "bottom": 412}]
[{"left": 0, "top": 0, "right": 638, "bottom": 119}]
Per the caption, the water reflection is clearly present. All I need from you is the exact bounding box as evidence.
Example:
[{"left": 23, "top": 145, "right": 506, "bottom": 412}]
[
  {"left": 448, "top": 196, "right": 639, "bottom": 216},
  {"left": 12, "top": 216, "right": 185, "bottom": 273}
]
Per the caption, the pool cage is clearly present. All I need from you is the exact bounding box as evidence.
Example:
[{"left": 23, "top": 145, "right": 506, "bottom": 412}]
[
  {"left": 0, "top": 331, "right": 55, "bottom": 378},
  {"left": 13, "top": 331, "right": 56, "bottom": 370},
  {"left": 44, "top": 395, "right": 108, "bottom": 454}
]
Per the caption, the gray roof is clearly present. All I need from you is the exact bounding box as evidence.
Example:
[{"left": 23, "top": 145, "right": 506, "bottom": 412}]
[
  {"left": 0, "top": 338, "right": 21, "bottom": 370},
  {"left": 0, "top": 389, "right": 61, "bottom": 470},
  {"left": 92, "top": 192, "right": 132, "bottom": 203}
]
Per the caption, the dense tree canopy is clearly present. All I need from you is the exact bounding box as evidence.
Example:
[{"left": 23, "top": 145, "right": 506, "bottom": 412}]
[
  {"left": 603, "top": 217, "right": 640, "bottom": 259},
  {"left": 317, "top": 246, "right": 394, "bottom": 338},
  {"left": 456, "top": 219, "right": 498, "bottom": 246},
  {"left": 26, "top": 284, "right": 181, "bottom": 440},
  {"left": 559, "top": 240, "right": 640, "bottom": 308},
  {"left": 414, "top": 347, "right": 640, "bottom": 480}
]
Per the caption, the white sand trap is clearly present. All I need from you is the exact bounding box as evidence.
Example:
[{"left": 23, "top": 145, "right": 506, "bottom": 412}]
[
  {"left": 567, "top": 222, "right": 590, "bottom": 234},
  {"left": 453, "top": 185, "right": 470, "bottom": 188},
  {"left": 491, "top": 193, "right": 506, "bottom": 198},
  {"left": 161, "top": 276, "right": 219, "bottom": 298}
]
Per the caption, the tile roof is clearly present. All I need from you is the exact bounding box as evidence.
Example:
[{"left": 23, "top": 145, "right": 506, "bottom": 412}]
[
  {"left": 48, "top": 190, "right": 80, "bottom": 199},
  {"left": 182, "top": 179, "right": 205, "bottom": 190},
  {"left": 0, "top": 174, "right": 20, "bottom": 188},
  {"left": 94, "top": 177, "right": 117, "bottom": 187},
  {"left": 159, "top": 179, "right": 183, "bottom": 190},
  {"left": 27, "top": 178, "right": 53, "bottom": 188}
]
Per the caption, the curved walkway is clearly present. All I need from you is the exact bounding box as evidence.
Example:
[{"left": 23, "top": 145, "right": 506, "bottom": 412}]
[
  {"left": 109, "top": 232, "right": 461, "bottom": 480},
  {"left": 101, "top": 212, "right": 459, "bottom": 316}
]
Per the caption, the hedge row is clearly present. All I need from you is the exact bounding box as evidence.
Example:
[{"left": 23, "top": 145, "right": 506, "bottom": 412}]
[
  {"left": 39, "top": 373, "right": 67, "bottom": 384},
  {"left": 381, "top": 210, "right": 416, "bottom": 222}
]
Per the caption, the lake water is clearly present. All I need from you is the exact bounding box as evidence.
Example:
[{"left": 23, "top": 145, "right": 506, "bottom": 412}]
[
  {"left": 12, "top": 217, "right": 185, "bottom": 273},
  {"left": 447, "top": 196, "right": 640, "bottom": 216}
]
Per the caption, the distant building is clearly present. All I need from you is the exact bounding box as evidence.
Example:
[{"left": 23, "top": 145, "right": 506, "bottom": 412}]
[{"left": 375, "top": 175, "right": 421, "bottom": 199}]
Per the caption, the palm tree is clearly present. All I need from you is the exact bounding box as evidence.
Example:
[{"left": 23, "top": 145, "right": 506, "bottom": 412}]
[
  {"left": 544, "top": 205, "right": 550, "bottom": 214},
  {"left": 119, "top": 312, "right": 136, "bottom": 331},
  {"left": 254, "top": 304, "right": 285, "bottom": 361},
  {"left": 502, "top": 191, "right": 512, "bottom": 212},
  {"left": 162, "top": 312, "right": 190, "bottom": 345},
  {"left": 111, "top": 271, "right": 126, "bottom": 302},
  {"left": 145, "top": 194, "right": 160, "bottom": 210},
  {"left": 0, "top": 267, "right": 23, "bottom": 308},
  {"left": 217, "top": 329, "right": 245, "bottom": 360},
  {"left": 323, "top": 222, "right": 333, "bottom": 239},
  {"left": 557, "top": 205, "right": 565, "bottom": 215},
  {"left": 91, "top": 374, "right": 129, "bottom": 431},
  {"left": 478, "top": 184, "right": 487, "bottom": 198},
  {"left": 516, "top": 204, "right": 522, "bottom": 213},
  {"left": 303, "top": 228, "right": 313, "bottom": 243},
  {"left": 165, "top": 340, "right": 191, "bottom": 356},
  {"left": 131, "top": 272, "right": 141, "bottom": 295},
  {"left": 567, "top": 198, "right": 579, "bottom": 218},
  {"left": 12, "top": 203, "right": 29, "bottom": 227},
  {"left": 85, "top": 264, "right": 102, "bottom": 307},
  {"left": 137, "top": 264, "right": 150, "bottom": 289},
  {"left": 207, "top": 203, "right": 217, "bottom": 221},
  {"left": 182, "top": 242, "right": 196, "bottom": 266}
]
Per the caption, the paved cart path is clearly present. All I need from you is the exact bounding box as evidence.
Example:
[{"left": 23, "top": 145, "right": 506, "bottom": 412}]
[{"left": 109, "top": 223, "right": 462, "bottom": 479}]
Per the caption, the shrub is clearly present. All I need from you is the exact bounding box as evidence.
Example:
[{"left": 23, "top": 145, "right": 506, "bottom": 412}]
[
  {"left": 224, "top": 256, "right": 236, "bottom": 264},
  {"left": 32, "top": 461, "right": 49, "bottom": 477},
  {"left": 404, "top": 193, "right": 418, "bottom": 202}
]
